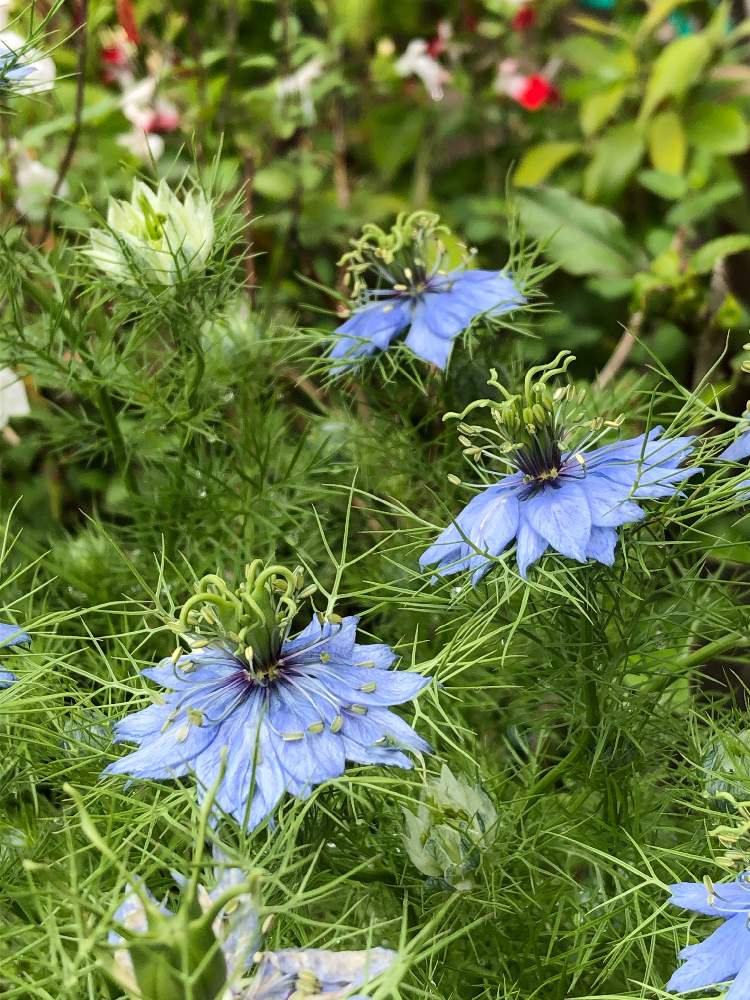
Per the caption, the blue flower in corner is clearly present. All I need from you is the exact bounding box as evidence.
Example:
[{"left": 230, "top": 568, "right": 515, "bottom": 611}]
[
  {"left": 0, "top": 621, "right": 30, "bottom": 688},
  {"left": 667, "top": 873, "right": 750, "bottom": 997},
  {"left": 330, "top": 211, "right": 524, "bottom": 370},
  {"left": 422, "top": 426, "right": 699, "bottom": 583},
  {"left": 104, "top": 615, "right": 430, "bottom": 829}
]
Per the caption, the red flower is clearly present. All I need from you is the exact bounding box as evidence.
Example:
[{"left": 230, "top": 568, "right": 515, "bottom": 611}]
[
  {"left": 116, "top": 0, "right": 140, "bottom": 45},
  {"left": 512, "top": 5, "right": 536, "bottom": 31},
  {"left": 516, "top": 75, "right": 558, "bottom": 110},
  {"left": 102, "top": 44, "right": 129, "bottom": 68},
  {"left": 427, "top": 36, "right": 445, "bottom": 58}
]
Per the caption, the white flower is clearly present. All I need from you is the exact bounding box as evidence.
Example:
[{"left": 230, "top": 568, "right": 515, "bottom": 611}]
[
  {"left": 395, "top": 39, "right": 450, "bottom": 101},
  {"left": 14, "top": 151, "right": 69, "bottom": 221},
  {"left": 0, "top": 27, "right": 55, "bottom": 95},
  {"left": 116, "top": 129, "right": 165, "bottom": 162},
  {"left": 0, "top": 368, "right": 29, "bottom": 440},
  {"left": 85, "top": 179, "right": 215, "bottom": 286},
  {"left": 276, "top": 55, "right": 324, "bottom": 123}
]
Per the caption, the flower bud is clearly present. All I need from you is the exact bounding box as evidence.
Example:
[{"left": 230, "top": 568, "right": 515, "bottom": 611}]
[
  {"left": 86, "top": 179, "right": 214, "bottom": 286},
  {"left": 105, "top": 888, "right": 228, "bottom": 1000},
  {"left": 402, "top": 765, "right": 497, "bottom": 891}
]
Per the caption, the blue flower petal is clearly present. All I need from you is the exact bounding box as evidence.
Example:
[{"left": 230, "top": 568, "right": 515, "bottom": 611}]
[
  {"left": 669, "top": 879, "right": 750, "bottom": 918},
  {"left": 585, "top": 526, "right": 618, "bottom": 565},
  {"left": 419, "top": 483, "right": 521, "bottom": 580},
  {"left": 0, "top": 670, "right": 16, "bottom": 688},
  {"left": 403, "top": 305, "right": 454, "bottom": 368},
  {"left": 523, "top": 481, "right": 592, "bottom": 562},
  {"left": 726, "top": 955, "right": 750, "bottom": 999},
  {"left": 581, "top": 474, "right": 645, "bottom": 528},
  {"left": 0, "top": 622, "right": 30, "bottom": 648},
  {"left": 667, "top": 912, "right": 750, "bottom": 993},
  {"left": 721, "top": 430, "right": 750, "bottom": 463},
  {"left": 330, "top": 300, "right": 411, "bottom": 364},
  {"left": 352, "top": 641, "right": 396, "bottom": 670},
  {"left": 514, "top": 521, "right": 548, "bottom": 578}
]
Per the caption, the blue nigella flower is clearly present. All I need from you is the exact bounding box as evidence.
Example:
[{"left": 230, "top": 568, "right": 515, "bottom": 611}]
[
  {"left": 110, "top": 862, "right": 395, "bottom": 999},
  {"left": 104, "top": 615, "right": 430, "bottom": 829},
  {"left": 247, "top": 947, "right": 396, "bottom": 999},
  {"left": 666, "top": 873, "right": 750, "bottom": 996},
  {"left": 331, "top": 268, "right": 524, "bottom": 370},
  {"left": 330, "top": 211, "right": 524, "bottom": 370},
  {"left": 422, "top": 425, "right": 698, "bottom": 582},
  {"left": 0, "top": 621, "right": 30, "bottom": 688}
]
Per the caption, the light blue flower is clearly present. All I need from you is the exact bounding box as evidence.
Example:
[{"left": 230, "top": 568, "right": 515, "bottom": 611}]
[
  {"left": 104, "top": 615, "right": 430, "bottom": 829},
  {"left": 667, "top": 873, "right": 750, "bottom": 996},
  {"left": 330, "top": 211, "right": 524, "bottom": 370},
  {"left": 721, "top": 429, "right": 750, "bottom": 464},
  {"left": 0, "top": 621, "right": 30, "bottom": 688},
  {"left": 720, "top": 427, "right": 750, "bottom": 495},
  {"left": 245, "top": 947, "right": 396, "bottom": 999},
  {"left": 109, "top": 862, "right": 396, "bottom": 999},
  {"left": 421, "top": 426, "right": 699, "bottom": 583},
  {"left": 331, "top": 267, "right": 524, "bottom": 370}
]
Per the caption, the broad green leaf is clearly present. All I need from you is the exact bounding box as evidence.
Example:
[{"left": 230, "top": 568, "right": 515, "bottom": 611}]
[
  {"left": 254, "top": 162, "right": 298, "bottom": 200},
  {"left": 517, "top": 186, "right": 642, "bottom": 276},
  {"left": 637, "top": 169, "right": 688, "bottom": 200},
  {"left": 647, "top": 111, "right": 686, "bottom": 175},
  {"left": 685, "top": 103, "right": 750, "bottom": 154},
  {"left": 641, "top": 34, "right": 712, "bottom": 119},
  {"left": 514, "top": 143, "right": 580, "bottom": 187},
  {"left": 691, "top": 235, "right": 750, "bottom": 273},
  {"left": 666, "top": 179, "right": 743, "bottom": 226},
  {"left": 579, "top": 83, "right": 627, "bottom": 136},
  {"left": 568, "top": 14, "right": 627, "bottom": 37},
  {"left": 584, "top": 122, "right": 645, "bottom": 201},
  {"left": 559, "top": 36, "right": 636, "bottom": 78}
]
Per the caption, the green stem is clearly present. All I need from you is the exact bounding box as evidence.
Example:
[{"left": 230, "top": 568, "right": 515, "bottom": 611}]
[
  {"left": 678, "top": 632, "right": 750, "bottom": 671},
  {"left": 186, "top": 342, "right": 205, "bottom": 417},
  {"left": 524, "top": 730, "right": 589, "bottom": 800}
]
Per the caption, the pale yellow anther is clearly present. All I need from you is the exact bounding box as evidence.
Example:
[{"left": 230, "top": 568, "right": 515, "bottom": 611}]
[
  {"left": 190, "top": 638, "right": 210, "bottom": 649},
  {"left": 360, "top": 681, "right": 377, "bottom": 693},
  {"left": 171, "top": 647, "right": 182, "bottom": 663},
  {"left": 175, "top": 723, "right": 190, "bottom": 743},
  {"left": 282, "top": 731, "right": 305, "bottom": 742},
  {"left": 320, "top": 652, "right": 331, "bottom": 663},
  {"left": 330, "top": 714, "right": 344, "bottom": 733},
  {"left": 244, "top": 645, "right": 254, "bottom": 663},
  {"left": 307, "top": 721, "right": 324, "bottom": 734},
  {"left": 393, "top": 283, "right": 408, "bottom": 292},
  {"left": 187, "top": 708, "right": 204, "bottom": 727},
  {"left": 350, "top": 704, "right": 368, "bottom": 715},
  {"left": 403, "top": 266, "right": 413, "bottom": 280},
  {"left": 447, "top": 473, "right": 461, "bottom": 486}
]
